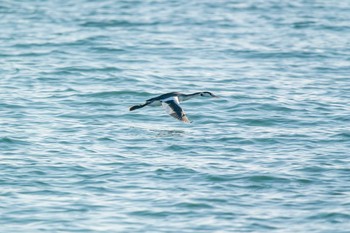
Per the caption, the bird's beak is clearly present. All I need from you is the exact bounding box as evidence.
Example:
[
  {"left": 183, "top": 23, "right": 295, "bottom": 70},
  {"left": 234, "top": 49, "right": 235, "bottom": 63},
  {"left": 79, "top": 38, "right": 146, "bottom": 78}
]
[{"left": 213, "top": 95, "right": 219, "bottom": 98}]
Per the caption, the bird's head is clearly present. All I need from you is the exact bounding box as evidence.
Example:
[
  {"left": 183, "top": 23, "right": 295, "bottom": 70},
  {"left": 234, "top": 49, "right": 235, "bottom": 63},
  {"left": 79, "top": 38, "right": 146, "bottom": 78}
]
[{"left": 200, "top": 91, "right": 218, "bottom": 98}]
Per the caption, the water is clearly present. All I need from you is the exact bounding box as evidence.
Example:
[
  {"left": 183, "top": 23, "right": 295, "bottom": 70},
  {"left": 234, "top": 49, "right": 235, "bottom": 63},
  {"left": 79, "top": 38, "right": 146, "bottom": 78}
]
[{"left": 1, "top": 0, "right": 350, "bottom": 232}]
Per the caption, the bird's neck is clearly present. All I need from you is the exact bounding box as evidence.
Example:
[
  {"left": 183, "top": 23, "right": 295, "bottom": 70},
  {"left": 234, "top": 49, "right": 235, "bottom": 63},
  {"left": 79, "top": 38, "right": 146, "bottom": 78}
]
[{"left": 179, "top": 92, "right": 201, "bottom": 102}]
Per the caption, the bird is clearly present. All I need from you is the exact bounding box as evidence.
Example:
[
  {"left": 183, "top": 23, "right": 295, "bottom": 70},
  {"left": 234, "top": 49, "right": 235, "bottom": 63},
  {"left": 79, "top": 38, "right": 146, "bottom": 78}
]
[{"left": 129, "top": 91, "right": 218, "bottom": 123}]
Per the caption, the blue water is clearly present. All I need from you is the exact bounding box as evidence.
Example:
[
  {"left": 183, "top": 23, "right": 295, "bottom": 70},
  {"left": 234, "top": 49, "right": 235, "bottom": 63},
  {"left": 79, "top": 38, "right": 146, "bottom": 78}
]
[{"left": 1, "top": 0, "right": 350, "bottom": 232}]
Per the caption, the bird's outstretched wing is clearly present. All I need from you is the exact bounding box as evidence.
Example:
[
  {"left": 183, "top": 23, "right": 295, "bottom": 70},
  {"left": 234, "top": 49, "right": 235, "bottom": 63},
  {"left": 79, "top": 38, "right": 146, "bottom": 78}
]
[{"left": 162, "top": 97, "right": 191, "bottom": 123}]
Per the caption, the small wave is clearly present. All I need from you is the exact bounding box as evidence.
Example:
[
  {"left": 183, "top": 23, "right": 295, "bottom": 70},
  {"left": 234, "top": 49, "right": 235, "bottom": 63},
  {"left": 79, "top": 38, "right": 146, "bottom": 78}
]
[
  {"left": 318, "top": 24, "right": 350, "bottom": 32},
  {"left": 129, "top": 210, "right": 178, "bottom": 218},
  {"left": 230, "top": 49, "right": 327, "bottom": 59},
  {"left": 205, "top": 174, "right": 236, "bottom": 182},
  {"left": 13, "top": 35, "right": 108, "bottom": 48},
  {"left": 155, "top": 167, "right": 197, "bottom": 174},
  {"left": 78, "top": 90, "right": 151, "bottom": 98},
  {"left": 308, "top": 212, "right": 350, "bottom": 220},
  {"left": 333, "top": 132, "right": 350, "bottom": 138},
  {"left": 173, "top": 202, "right": 214, "bottom": 209},
  {"left": 292, "top": 21, "right": 316, "bottom": 29},
  {"left": 53, "top": 87, "right": 78, "bottom": 93},
  {"left": 207, "top": 174, "right": 292, "bottom": 184},
  {"left": 247, "top": 175, "right": 291, "bottom": 183},
  {"left": 90, "top": 47, "right": 126, "bottom": 53},
  {"left": 0, "top": 137, "right": 30, "bottom": 145},
  {"left": 235, "top": 117, "right": 277, "bottom": 126},
  {"left": 150, "top": 129, "right": 185, "bottom": 137},
  {"left": 155, "top": 167, "right": 198, "bottom": 179},
  {"left": 81, "top": 101, "right": 116, "bottom": 106},
  {"left": 165, "top": 144, "right": 190, "bottom": 151},
  {"left": 259, "top": 103, "right": 297, "bottom": 112},
  {"left": 55, "top": 66, "right": 123, "bottom": 73},
  {"left": 0, "top": 103, "right": 25, "bottom": 109},
  {"left": 0, "top": 51, "right": 55, "bottom": 57},
  {"left": 97, "top": 137, "right": 116, "bottom": 142},
  {"left": 80, "top": 20, "right": 159, "bottom": 28}
]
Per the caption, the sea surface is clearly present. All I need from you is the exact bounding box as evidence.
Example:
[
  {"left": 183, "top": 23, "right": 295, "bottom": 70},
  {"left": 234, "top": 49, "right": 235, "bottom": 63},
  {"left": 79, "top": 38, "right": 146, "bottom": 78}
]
[{"left": 1, "top": 0, "right": 350, "bottom": 232}]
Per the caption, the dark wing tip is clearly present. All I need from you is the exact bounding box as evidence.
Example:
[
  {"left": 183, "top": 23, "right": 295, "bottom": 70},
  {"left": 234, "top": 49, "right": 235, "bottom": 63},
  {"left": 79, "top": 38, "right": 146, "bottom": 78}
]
[{"left": 129, "top": 104, "right": 144, "bottom": 111}]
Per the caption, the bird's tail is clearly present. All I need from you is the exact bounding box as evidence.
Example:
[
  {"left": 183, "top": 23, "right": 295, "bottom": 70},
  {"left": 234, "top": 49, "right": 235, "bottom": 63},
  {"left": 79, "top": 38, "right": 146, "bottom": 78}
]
[{"left": 129, "top": 103, "right": 147, "bottom": 111}]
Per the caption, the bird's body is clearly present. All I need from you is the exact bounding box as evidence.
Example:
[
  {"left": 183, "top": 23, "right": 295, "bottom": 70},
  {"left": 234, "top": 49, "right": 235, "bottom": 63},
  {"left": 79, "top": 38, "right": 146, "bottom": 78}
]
[{"left": 129, "top": 91, "right": 218, "bottom": 123}]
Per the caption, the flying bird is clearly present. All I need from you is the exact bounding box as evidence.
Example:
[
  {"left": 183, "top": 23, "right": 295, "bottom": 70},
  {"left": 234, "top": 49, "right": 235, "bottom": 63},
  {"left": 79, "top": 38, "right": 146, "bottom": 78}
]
[{"left": 129, "top": 91, "right": 218, "bottom": 123}]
